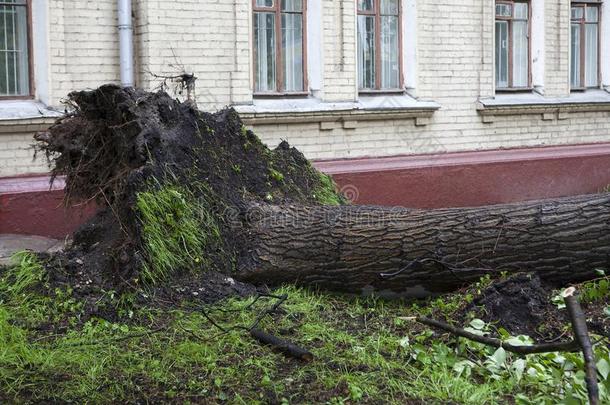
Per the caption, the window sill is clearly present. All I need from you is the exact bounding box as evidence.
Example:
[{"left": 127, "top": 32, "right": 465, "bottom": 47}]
[
  {"left": 0, "top": 99, "right": 62, "bottom": 121},
  {"left": 253, "top": 91, "right": 310, "bottom": 98},
  {"left": 234, "top": 95, "right": 440, "bottom": 127},
  {"left": 477, "top": 90, "right": 610, "bottom": 121}
]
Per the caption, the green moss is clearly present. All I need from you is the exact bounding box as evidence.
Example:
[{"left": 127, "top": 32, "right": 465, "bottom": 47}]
[
  {"left": 136, "top": 182, "right": 222, "bottom": 285},
  {"left": 314, "top": 173, "right": 346, "bottom": 206},
  {"left": 268, "top": 168, "right": 284, "bottom": 183}
]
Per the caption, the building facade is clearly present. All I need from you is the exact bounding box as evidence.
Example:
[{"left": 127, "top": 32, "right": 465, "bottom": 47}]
[{"left": 2, "top": 0, "right": 610, "bottom": 236}]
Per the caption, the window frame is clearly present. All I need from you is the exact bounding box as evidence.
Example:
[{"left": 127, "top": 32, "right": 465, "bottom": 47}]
[
  {"left": 252, "top": 0, "right": 309, "bottom": 97},
  {"left": 357, "top": 0, "right": 404, "bottom": 93},
  {"left": 495, "top": 0, "right": 532, "bottom": 92},
  {"left": 0, "top": 0, "right": 34, "bottom": 100},
  {"left": 570, "top": 1, "right": 601, "bottom": 91}
]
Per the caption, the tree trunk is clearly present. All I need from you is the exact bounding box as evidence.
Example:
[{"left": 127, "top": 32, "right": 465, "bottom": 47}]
[{"left": 237, "top": 194, "right": 610, "bottom": 297}]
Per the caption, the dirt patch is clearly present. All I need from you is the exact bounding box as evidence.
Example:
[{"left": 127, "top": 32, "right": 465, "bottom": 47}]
[{"left": 458, "top": 273, "right": 609, "bottom": 341}]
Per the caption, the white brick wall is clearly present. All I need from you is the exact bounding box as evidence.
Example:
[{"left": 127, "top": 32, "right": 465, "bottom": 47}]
[{"left": 2, "top": 0, "right": 610, "bottom": 176}]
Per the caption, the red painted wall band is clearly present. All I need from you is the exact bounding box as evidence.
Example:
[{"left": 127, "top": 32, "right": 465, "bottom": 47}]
[{"left": 2, "top": 143, "right": 610, "bottom": 237}]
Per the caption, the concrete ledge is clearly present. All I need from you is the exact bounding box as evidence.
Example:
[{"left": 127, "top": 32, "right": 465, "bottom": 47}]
[
  {"left": 314, "top": 143, "right": 610, "bottom": 208},
  {"left": 236, "top": 95, "right": 440, "bottom": 126},
  {"left": 477, "top": 91, "right": 610, "bottom": 121}
]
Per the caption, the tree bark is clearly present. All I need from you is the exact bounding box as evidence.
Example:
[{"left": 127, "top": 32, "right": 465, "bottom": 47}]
[{"left": 237, "top": 194, "right": 610, "bottom": 297}]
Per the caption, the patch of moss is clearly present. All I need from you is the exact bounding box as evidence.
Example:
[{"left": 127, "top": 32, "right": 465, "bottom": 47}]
[
  {"left": 314, "top": 173, "right": 346, "bottom": 206},
  {"left": 269, "top": 168, "right": 284, "bottom": 183}
]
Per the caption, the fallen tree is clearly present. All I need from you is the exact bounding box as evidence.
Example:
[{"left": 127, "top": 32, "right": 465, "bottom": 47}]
[{"left": 36, "top": 85, "right": 610, "bottom": 298}]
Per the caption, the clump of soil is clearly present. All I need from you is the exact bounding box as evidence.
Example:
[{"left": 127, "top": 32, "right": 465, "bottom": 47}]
[
  {"left": 459, "top": 273, "right": 609, "bottom": 341},
  {"left": 35, "top": 85, "right": 343, "bottom": 311}
]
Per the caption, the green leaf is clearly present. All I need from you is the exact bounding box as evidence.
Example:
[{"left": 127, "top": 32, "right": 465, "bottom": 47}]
[
  {"left": 513, "top": 358, "right": 526, "bottom": 382},
  {"left": 470, "top": 319, "right": 486, "bottom": 330},
  {"left": 399, "top": 336, "right": 410, "bottom": 349},
  {"left": 598, "top": 358, "right": 610, "bottom": 380},
  {"left": 595, "top": 268, "right": 606, "bottom": 276},
  {"left": 489, "top": 347, "right": 507, "bottom": 367},
  {"left": 604, "top": 307, "right": 610, "bottom": 318}
]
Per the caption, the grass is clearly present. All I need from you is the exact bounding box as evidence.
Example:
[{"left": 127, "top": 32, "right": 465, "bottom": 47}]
[
  {"left": 136, "top": 181, "right": 223, "bottom": 285},
  {"left": 0, "top": 254, "right": 608, "bottom": 403},
  {"left": 315, "top": 173, "right": 347, "bottom": 206}
]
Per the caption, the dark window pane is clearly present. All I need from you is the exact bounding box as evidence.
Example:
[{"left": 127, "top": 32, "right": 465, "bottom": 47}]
[
  {"left": 358, "top": 0, "right": 374, "bottom": 12},
  {"left": 571, "top": 23, "right": 581, "bottom": 88},
  {"left": 496, "top": 4, "right": 512, "bottom": 17},
  {"left": 0, "top": 3, "right": 29, "bottom": 96}
]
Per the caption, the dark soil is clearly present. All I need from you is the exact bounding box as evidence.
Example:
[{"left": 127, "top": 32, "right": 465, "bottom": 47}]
[
  {"left": 35, "top": 85, "right": 340, "bottom": 315},
  {"left": 458, "top": 273, "right": 609, "bottom": 342}
]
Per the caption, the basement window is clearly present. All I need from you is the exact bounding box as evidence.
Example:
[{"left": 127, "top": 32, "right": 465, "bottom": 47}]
[
  {"left": 253, "top": 0, "right": 307, "bottom": 95},
  {"left": 0, "top": 0, "right": 31, "bottom": 98}
]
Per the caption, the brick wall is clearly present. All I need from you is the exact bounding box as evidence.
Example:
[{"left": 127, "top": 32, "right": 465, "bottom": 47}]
[
  {"left": 2, "top": 0, "right": 610, "bottom": 176},
  {"left": 48, "top": 0, "right": 120, "bottom": 107},
  {"left": 246, "top": 0, "right": 610, "bottom": 159}
]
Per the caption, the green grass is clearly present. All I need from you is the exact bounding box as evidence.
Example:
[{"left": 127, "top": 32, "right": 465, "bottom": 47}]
[
  {"left": 0, "top": 255, "right": 608, "bottom": 403},
  {"left": 314, "top": 173, "right": 346, "bottom": 206},
  {"left": 136, "top": 182, "right": 223, "bottom": 285}
]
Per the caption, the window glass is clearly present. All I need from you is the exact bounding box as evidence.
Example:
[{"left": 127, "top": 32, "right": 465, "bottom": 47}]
[
  {"left": 281, "top": 0, "right": 302, "bottom": 12},
  {"left": 514, "top": 3, "right": 528, "bottom": 19},
  {"left": 357, "top": 15, "right": 376, "bottom": 89},
  {"left": 0, "top": 2, "right": 29, "bottom": 96},
  {"left": 512, "top": 20, "right": 528, "bottom": 87},
  {"left": 571, "top": 6, "right": 583, "bottom": 20},
  {"left": 256, "top": 0, "right": 274, "bottom": 7},
  {"left": 570, "top": 23, "right": 581, "bottom": 88},
  {"left": 281, "top": 12, "right": 303, "bottom": 91},
  {"left": 254, "top": 12, "right": 277, "bottom": 92},
  {"left": 495, "top": 21, "right": 509, "bottom": 88},
  {"left": 496, "top": 4, "right": 512, "bottom": 17},
  {"left": 586, "top": 6, "right": 598, "bottom": 23},
  {"left": 358, "top": 0, "right": 374, "bottom": 12},
  {"left": 380, "top": 15, "right": 399, "bottom": 88},
  {"left": 380, "top": 0, "right": 398, "bottom": 15},
  {"left": 585, "top": 22, "right": 598, "bottom": 87}
]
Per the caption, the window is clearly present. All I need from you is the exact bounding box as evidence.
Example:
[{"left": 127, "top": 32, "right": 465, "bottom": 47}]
[
  {"left": 495, "top": 1, "right": 530, "bottom": 90},
  {"left": 570, "top": 2, "right": 599, "bottom": 89},
  {"left": 0, "top": 0, "right": 30, "bottom": 97},
  {"left": 253, "top": 0, "right": 306, "bottom": 94},
  {"left": 357, "top": 0, "right": 402, "bottom": 91}
]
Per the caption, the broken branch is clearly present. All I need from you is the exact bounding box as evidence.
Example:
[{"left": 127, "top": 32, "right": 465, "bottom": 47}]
[
  {"left": 249, "top": 328, "right": 314, "bottom": 362},
  {"left": 416, "top": 316, "right": 579, "bottom": 355},
  {"left": 563, "top": 287, "right": 599, "bottom": 405}
]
